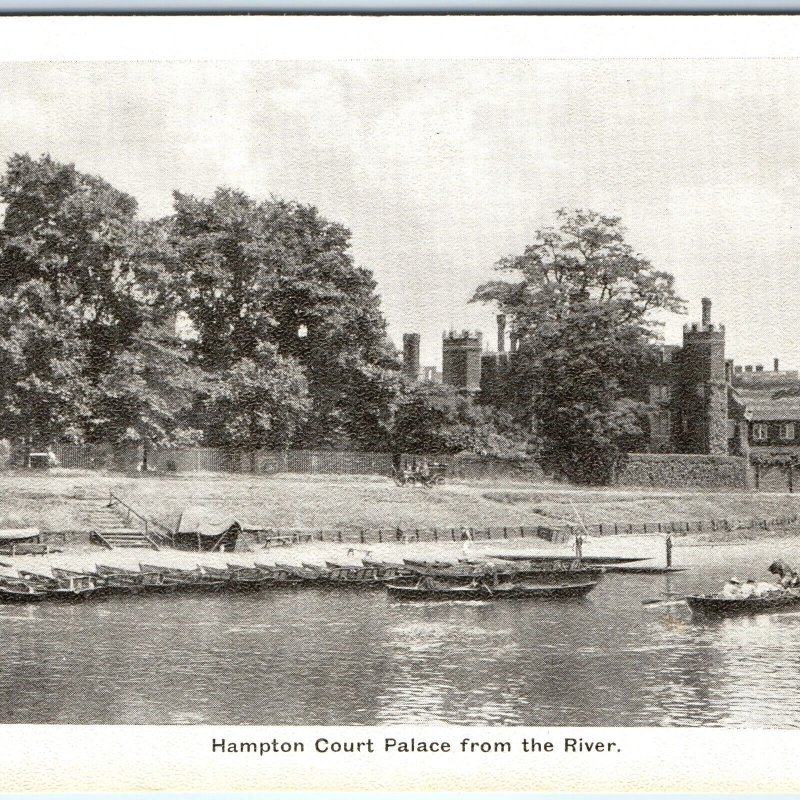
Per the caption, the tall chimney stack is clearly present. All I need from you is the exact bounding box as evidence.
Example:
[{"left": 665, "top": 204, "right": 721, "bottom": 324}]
[
  {"left": 774, "top": 358, "right": 780, "bottom": 372},
  {"left": 496, "top": 314, "right": 506, "bottom": 353},
  {"left": 402, "top": 333, "right": 421, "bottom": 381},
  {"left": 701, "top": 297, "right": 712, "bottom": 327}
]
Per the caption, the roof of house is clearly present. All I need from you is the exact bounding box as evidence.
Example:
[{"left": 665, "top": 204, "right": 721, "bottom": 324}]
[{"left": 746, "top": 396, "right": 800, "bottom": 421}]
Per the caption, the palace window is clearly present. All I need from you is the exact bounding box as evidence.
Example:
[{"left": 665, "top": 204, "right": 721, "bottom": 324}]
[
  {"left": 649, "top": 384, "right": 671, "bottom": 403},
  {"left": 779, "top": 422, "right": 796, "bottom": 441},
  {"left": 752, "top": 423, "right": 768, "bottom": 442}
]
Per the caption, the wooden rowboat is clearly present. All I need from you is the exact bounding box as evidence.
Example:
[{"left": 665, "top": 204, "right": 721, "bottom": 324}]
[
  {"left": 0, "top": 578, "right": 47, "bottom": 602},
  {"left": 139, "top": 564, "right": 227, "bottom": 591},
  {"left": 686, "top": 590, "right": 800, "bottom": 617},
  {"left": 386, "top": 580, "right": 597, "bottom": 601}
]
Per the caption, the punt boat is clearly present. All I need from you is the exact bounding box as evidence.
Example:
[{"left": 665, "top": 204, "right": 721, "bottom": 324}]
[
  {"left": 488, "top": 553, "right": 650, "bottom": 565},
  {"left": 386, "top": 579, "right": 597, "bottom": 601}
]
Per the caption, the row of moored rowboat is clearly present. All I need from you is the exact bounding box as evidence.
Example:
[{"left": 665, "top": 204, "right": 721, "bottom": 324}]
[{"left": 0, "top": 557, "right": 603, "bottom": 603}]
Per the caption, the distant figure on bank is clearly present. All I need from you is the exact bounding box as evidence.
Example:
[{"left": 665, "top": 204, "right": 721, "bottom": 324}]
[{"left": 46, "top": 447, "right": 59, "bottom": 468}]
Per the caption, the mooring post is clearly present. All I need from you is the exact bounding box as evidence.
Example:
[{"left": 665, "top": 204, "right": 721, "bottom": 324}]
[{"left": 666, "top": 534, "right": 673, "bottom": 567}]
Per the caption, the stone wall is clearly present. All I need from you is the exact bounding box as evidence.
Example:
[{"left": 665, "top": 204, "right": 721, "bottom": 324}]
[{"left": 614, "top": 452, "right": 749, "bottom": 490}]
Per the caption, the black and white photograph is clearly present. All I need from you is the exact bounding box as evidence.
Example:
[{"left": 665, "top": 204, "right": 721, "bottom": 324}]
[{"left": 1, "top": 16, "right": 800, "bottom": 756}]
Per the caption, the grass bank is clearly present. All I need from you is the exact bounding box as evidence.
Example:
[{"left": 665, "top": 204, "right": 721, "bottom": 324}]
[{"left": 0, "top": 468, "right": 798, "bottom": 542}]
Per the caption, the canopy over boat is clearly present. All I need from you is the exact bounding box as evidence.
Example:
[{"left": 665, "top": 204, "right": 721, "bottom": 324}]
[
  {"left": 174, "top": 507, "right": 242, "bottom": 552},
  {"left": 0, "top": 528, "right": 40, "bottom": 542}
]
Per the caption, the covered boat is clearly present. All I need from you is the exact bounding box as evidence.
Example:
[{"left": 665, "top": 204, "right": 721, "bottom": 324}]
[
  {"left": 173, "top": 507, "right": 242, "bottom": 552},
  {"left": 687, "top": 590, "right": 800, "bottom": 616}
]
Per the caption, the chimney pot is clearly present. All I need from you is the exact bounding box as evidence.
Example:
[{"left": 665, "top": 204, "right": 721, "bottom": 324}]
[
  {"left": 496, "top": 314, "right": 506, "bottom": 353},
  {"left": 745, "top": 365, "right": 753, "bottom": 372},
  {"left": 775, "top": 358, "right": 780, "bottom": 372},
  {"left": 701, "top": 297, "right": 712, "bottom": 327},
  {"left": 756, "top": 364, "right": 764, "bottom": 372}
]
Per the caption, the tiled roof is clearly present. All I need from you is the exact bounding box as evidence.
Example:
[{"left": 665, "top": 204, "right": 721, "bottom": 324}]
[{"left": 746, "top": 396, "right": 800, "bottom": 421}]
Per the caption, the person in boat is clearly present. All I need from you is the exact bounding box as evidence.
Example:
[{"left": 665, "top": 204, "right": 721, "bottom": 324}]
[
  {"left": 743, "top": 579, "right": 777, "bottom": 598},
  {"left": 768, "top": 560, "right": 800, "bottom": 589},
  {"left": 721, "top": 577, "right": 743, "bottom": 598}
]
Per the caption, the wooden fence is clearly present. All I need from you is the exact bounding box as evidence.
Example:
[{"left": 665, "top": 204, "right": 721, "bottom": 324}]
[{"left": 254, "top": 513, "right": 800, "bottom": 547}]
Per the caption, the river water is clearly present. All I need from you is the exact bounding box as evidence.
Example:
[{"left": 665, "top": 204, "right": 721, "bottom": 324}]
[{"left": 2, "top": 540, "right": 800, "bottom": 727}]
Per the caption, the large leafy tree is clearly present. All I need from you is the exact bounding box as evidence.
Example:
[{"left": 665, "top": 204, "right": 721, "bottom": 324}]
[
  {"left": 0, "top": 153, "right": 199, "bottom": 445},
  {"left": 392, "top": 381, "right": 524, "bottom": 457},
  {"left": 0, "top": 280, "right": 91, "bottom": 445},
  {"left": 204, "top": 345, "right": 311, "bottom": 449},
  {"left": 164, "top": 188, "right": 401, "bottom": 450},
  {"left": 473, "top": 209, "right": 684, "bottom": 484}
]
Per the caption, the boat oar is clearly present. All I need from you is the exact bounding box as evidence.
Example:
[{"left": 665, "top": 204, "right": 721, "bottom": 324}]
[{"left": 642, "top": 597, "right": 688, "bottom": 607}]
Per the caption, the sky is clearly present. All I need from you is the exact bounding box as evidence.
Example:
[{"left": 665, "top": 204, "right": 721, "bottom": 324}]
[{"left": 0, "top": 58, "right": 798, "bottom": 370}]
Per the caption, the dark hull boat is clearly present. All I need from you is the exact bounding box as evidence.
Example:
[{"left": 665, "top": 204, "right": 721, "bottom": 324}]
[
  {"left": 139, "top": 564, "right": 227, "bottom": 592},
  {"left": 488, "top": 553, "right": 650, "bottom": 565},
  {"left": 20, "top": 568, "right": 107, "bottom": 601},
  {"left": 687, "top": 590, "right": 800, "bottom": 617},
  {"left": 96, "top": 564, "right": 178, "bottom": 594},
  {"left": 200, "top": 564, "right": 274, "bottom": 591},
  {"left": 362, "top": 559, "right": 413, "bottom": 579},
  {"left": 253, "top": 564, "right": 305, "bottom": 586},
  {"left": 0, "top": 579, "right": 47, "bottom": 602},
  {"left": 403, "top": 562, "right": 603, "bottom": 585},
  {"left": 386, "top": 580, "right": 597, "bottom": 601}
]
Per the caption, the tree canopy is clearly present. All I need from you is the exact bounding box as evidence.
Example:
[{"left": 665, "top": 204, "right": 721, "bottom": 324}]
[
  {"left": 474, "top": 209, "right": 685, "bottom": 483},
  {"left": 164, "top": 187, "right": 401, "bottom": 450},
  {"left": 0, "top": 154, "right": 196, "bottom": 446}
]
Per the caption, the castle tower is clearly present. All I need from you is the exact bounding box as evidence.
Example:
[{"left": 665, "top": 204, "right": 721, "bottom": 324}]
[
  {"left": 402, "top": 333, "right": 421, "bottom": 381},
  {"left": 442, "top": 330, "right": 483, "bottom": 392},
  {"left": 679, "top": 297, "right": 728, "bottom": 454}
]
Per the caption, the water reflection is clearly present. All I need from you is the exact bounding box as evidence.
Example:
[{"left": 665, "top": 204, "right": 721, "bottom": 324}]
[{"left": 1, "top": 542, "right": 799, "bottom": 726}]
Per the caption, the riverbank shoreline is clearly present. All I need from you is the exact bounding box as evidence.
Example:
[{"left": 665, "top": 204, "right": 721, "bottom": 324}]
[{"left": 0, "top": 468, "right": 798, "bottom": 554}]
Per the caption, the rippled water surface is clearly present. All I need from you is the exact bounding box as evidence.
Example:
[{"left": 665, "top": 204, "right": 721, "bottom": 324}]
[{"left": 3, "top": 541, "right": 800, "bottom": 726}]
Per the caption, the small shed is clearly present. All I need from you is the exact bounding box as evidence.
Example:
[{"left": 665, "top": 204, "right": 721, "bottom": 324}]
[{"left": 174, "top": 507, "right": 241, "bottom": 552}]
